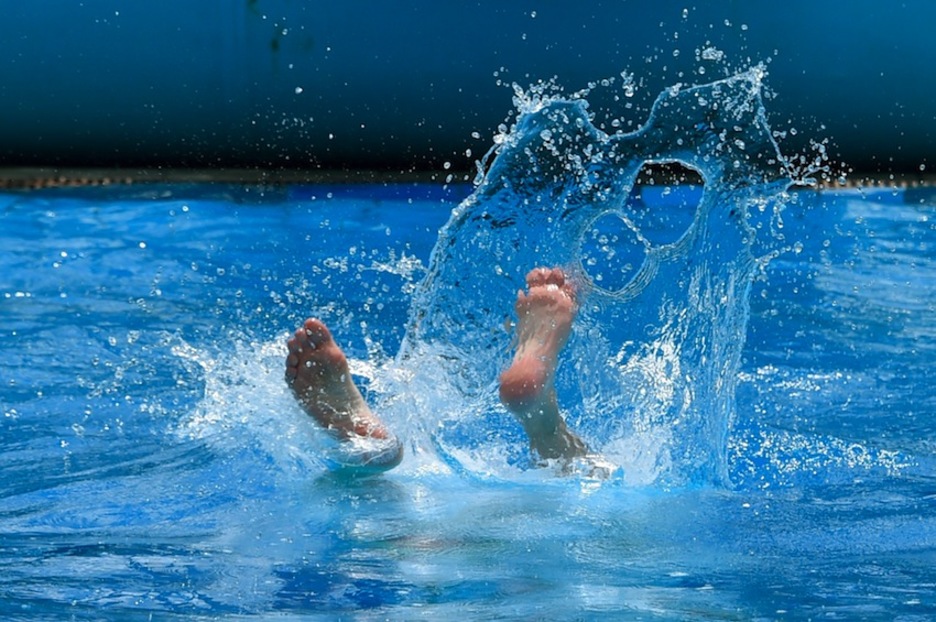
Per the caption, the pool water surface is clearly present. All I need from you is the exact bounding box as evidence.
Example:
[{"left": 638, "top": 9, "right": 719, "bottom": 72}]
[{"left": 1, "top": 181, "right": 934, "bottom": 620}]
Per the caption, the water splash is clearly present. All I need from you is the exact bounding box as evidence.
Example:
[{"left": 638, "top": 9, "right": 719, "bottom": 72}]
[
  {"left": 173, "top": 336, "right": 331, "bottom": 476},
  {"left": 402, "top": 68, "right": 798, "bottom": 487}
]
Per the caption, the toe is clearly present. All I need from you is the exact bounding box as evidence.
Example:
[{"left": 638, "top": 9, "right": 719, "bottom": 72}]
[
  {"left": 303, "top": 318, "right": 332, "bottom": 348},
  {"left": 545, "top": 267, "right": 566, "bottom": 287},
  {"left": 526, "top": 267, "right": 568, "bottom": 290},
  {"left": 525, "top": 267, "right": 552, "bottom": 288},
  {"left": 293, "top": 326, "right": 311, "bottom": 347}
]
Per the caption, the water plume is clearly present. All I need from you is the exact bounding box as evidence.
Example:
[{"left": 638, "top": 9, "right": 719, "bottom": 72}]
[{"left": 404, "top": 68, "right": 799, "bottom": 486}]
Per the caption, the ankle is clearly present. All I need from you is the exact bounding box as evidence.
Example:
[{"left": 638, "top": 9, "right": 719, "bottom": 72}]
[{"left": 530, "top": 422, "right": 588, "bottom": 461}]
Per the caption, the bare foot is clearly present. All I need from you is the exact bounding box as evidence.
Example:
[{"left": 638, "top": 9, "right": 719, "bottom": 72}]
[
  {"left": 499, "top": 267, "right": 588, "bottom": 461},
  {"left": 286, "top": 318, "right": 402, "bottom": 469}
]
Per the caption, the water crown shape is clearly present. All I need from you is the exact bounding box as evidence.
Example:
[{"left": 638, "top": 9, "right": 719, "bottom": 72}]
[{"left": 402, "top": 68, "right": 794, "bottom": 486}]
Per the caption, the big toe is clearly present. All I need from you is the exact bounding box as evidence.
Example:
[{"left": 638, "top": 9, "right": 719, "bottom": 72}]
[{"left": 302, "top": 318, "right": 334, "bottom": 349}]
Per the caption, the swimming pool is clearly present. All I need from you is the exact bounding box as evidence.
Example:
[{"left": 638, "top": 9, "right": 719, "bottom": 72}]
[
  {"left": 2, "top": 177, "right": 934, "bottom": 619},
  {"left": 2, "top": 76, "right": 934, "bottom": 619}
]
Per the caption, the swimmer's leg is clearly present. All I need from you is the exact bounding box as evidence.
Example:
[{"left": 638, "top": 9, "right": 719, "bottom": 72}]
[
  {"left": 499, "top": 267, "right": 588, "bottom": 462},
  {"left": 286, "top": 318, "right": 402, "bottom": 470}
]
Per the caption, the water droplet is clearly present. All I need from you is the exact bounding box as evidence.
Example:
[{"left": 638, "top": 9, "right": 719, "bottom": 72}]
[{"left": 701, "top": 46, "right": 724, "bottom": 62}]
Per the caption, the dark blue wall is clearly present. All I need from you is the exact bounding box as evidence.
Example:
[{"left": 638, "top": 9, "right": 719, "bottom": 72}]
[{"left": 1, "top": 1, "right": 933, "bottom": 174}]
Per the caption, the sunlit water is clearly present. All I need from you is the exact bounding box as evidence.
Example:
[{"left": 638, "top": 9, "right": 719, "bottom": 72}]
[{"left": 2, "top": 74, "right": 935, "bottom": 620}]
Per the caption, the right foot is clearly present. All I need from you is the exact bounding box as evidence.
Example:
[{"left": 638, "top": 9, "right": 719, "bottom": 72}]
[
  {"left": 286, "top": 319, "right": 401, "bottom": 468},
  {"left": 499, "top": 268, "right": 588, "bottom": 461}
]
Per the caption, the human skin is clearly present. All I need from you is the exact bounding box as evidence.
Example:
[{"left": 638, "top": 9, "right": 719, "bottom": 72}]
[{"left": 284, "top": 266, "right": 587, "bottom": 470}]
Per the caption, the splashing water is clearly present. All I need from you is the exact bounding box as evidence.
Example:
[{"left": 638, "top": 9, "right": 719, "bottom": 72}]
[
  {"left": 5, "top": 76, "right": 932, "bottom": 620},
  {"left": 399, "top": 67, "right": 800, "bottom": 486}
]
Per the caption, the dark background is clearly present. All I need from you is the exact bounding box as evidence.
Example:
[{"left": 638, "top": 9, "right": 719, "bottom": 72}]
[{"left": 1, "top": 1, "right": 933, "bottom": 178}]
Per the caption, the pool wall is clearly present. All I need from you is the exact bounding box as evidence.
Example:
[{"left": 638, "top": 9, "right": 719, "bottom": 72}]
[{"left": 1, "top": 0, "right": 933, "bottom": 175}]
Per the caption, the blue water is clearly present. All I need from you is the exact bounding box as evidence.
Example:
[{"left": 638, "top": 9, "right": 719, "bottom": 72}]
[{"left": 2, "top": 73, "right": 935, "bottom": 619}]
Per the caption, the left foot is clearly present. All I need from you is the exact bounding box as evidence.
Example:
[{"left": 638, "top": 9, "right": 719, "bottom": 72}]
[{"left": 285, "top": 318, "right": 396, "bottom": 444}]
